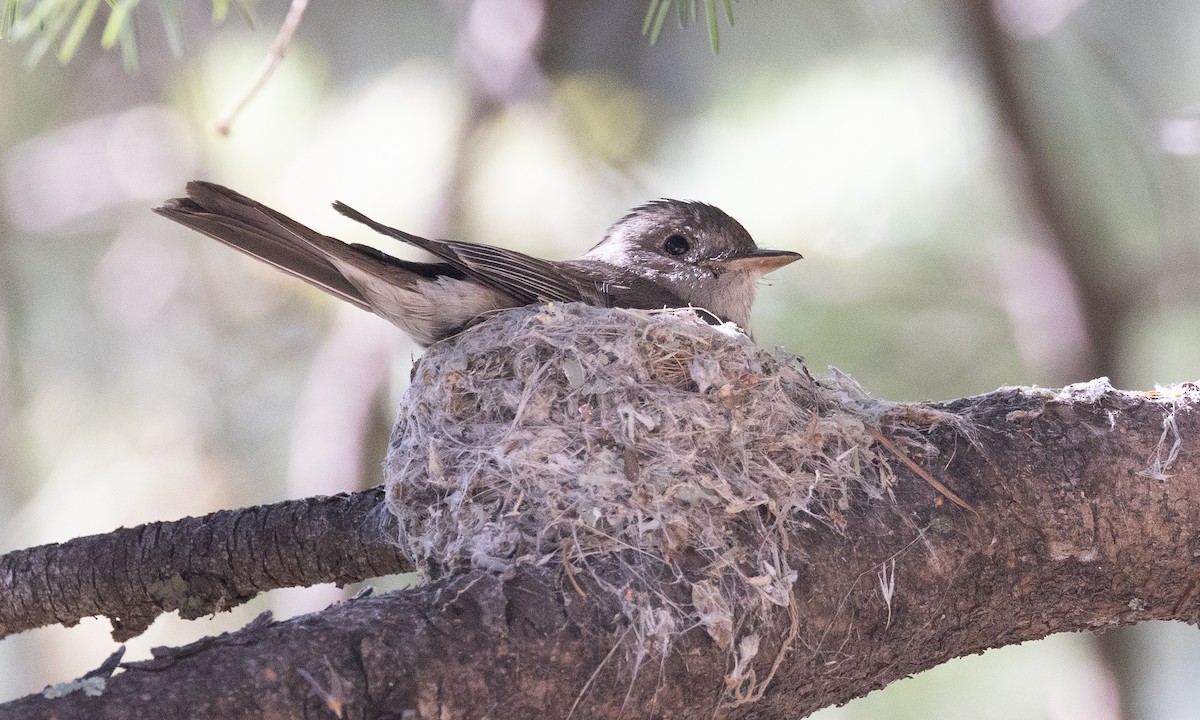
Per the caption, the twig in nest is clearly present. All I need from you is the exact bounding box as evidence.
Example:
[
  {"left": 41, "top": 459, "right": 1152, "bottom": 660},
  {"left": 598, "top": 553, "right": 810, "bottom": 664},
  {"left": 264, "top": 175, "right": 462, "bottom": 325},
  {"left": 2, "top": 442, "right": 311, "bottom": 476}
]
[
  {"left": 866, "top": 427, "right": 978, "bottom": 515},
  {"left": 562, "top": 543, "right": 588, "bottom": 599},
  {"left": 214, "top": 0, "right": 309, "bottom": 136}
]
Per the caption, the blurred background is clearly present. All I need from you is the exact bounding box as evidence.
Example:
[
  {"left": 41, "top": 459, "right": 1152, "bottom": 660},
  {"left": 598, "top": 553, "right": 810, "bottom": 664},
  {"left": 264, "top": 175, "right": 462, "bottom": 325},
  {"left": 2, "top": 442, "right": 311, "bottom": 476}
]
[{"left": 0, "top": 0, "right": 1197, "bottom": 716}]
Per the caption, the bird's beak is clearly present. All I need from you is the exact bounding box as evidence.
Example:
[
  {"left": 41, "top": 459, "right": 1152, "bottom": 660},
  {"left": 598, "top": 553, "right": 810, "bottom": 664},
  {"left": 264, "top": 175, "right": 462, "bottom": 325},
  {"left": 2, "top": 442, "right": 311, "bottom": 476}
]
[{"left": 717, "top": 248, "right": 803, "bottom": 273}]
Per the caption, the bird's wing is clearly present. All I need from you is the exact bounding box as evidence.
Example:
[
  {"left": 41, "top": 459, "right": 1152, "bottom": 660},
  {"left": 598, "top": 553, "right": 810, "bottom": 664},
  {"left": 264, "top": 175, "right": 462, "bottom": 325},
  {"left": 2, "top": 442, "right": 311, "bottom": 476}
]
[
  {"left": 333, "top": 201, "right": 594, "bottom": 305},
  {"left": 155, "top": 182, "right": 460, "bottom": 312}
]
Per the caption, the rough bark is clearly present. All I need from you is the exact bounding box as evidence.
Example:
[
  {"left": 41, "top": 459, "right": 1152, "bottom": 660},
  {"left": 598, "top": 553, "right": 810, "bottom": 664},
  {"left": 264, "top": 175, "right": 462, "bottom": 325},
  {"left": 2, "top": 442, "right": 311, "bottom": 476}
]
[
  {"left": 961, "top": 6, "right": 1161, "bottom": 714},
  {"left": 0, "top": 488, "right": 410, "bottom": 641},
  {"left": 2, "top": 377, "right": 1196, "bottom": 719}
]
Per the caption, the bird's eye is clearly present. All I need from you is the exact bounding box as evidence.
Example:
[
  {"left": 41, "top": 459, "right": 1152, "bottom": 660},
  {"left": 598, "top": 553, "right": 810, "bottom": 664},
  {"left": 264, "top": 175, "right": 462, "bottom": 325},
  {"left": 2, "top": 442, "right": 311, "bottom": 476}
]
[{"left": 663, "top": 234, "right": 690, "bottom": 256}]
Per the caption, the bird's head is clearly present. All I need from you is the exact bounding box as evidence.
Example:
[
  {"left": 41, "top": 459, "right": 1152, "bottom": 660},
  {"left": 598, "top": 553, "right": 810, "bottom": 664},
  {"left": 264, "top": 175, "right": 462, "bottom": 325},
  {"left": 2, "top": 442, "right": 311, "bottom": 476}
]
[{"left": 585, "top": 199, "right": 801, "bottom": 328}]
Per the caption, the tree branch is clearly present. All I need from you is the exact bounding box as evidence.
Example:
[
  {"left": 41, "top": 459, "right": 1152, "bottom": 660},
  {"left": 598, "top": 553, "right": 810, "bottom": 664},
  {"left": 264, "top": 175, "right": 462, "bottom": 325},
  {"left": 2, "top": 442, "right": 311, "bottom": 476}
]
[
  {"left": 2, "top": 307, "right": 1196, "bottom": 718},
  {"left": 0, "top": 488, "right": 410, "bottom": 641}
]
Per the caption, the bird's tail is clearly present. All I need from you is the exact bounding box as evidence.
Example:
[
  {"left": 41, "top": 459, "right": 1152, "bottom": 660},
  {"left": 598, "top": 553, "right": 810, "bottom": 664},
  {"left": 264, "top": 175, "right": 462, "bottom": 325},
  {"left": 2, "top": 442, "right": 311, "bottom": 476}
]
[{"left": 154, "top": 181, "right": 373, "bottom": 311}]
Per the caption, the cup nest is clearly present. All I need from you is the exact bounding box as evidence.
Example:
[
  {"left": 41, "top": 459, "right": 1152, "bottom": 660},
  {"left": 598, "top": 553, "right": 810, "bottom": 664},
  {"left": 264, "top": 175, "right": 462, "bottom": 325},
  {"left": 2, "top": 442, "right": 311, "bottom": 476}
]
[{"left": 384, "top": 302, "right": 960, "bottom": 701}]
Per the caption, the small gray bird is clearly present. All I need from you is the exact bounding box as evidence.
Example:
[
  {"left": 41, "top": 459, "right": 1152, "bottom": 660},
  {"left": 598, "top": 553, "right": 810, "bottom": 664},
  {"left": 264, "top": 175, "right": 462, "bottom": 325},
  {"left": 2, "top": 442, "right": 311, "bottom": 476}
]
[{"left": 155, "top": 182, "right": 801, "bottom": 346}]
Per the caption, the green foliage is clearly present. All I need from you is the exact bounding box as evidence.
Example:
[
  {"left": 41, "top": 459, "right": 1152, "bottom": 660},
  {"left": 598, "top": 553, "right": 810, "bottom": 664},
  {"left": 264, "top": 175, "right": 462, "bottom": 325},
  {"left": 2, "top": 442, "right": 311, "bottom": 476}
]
[
  {"left": 2, "top": 1, "right": 737, "bottom": 68},
  {"left": 0, "top": 0, "right": 253, "bottom": 69},
  {"left": 643, "top": 0, "right": 736, "bottom": 53}
]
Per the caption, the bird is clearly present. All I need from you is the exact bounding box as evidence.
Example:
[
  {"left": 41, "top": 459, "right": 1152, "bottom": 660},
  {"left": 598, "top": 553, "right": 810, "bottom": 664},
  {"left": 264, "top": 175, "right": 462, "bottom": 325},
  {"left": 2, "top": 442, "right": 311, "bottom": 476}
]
[{"left": 154, "top": 182, "right": 801, "bottom": 346}]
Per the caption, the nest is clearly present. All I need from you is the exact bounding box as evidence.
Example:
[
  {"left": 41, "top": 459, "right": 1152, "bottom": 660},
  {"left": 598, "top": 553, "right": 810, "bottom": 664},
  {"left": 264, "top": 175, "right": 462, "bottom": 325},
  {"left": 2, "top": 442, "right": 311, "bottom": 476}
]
[{"left": 384, "top": 303, "right": 953, "bottom": 702}]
